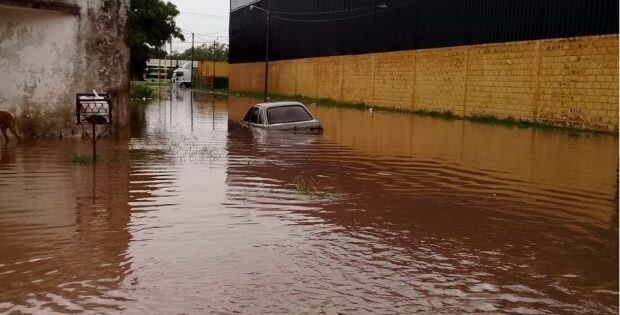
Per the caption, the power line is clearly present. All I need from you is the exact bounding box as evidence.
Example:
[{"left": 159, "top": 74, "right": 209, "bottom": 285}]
[
  {"left": 172, "top": 41, "right": 228, "bottom": 44},
  {"left": 269, "top": 1, "right": 395, "bottom": 16},
  {"left": 209, "top": 29, "right": 229, "bottom": 35},
  {"left": 270, "top": 1, "right": 412, "bottom": 23},
  {"left": 180, "top": 11, "right": 228, "bottom": 19},
  {"left": 180, "top": 29, "right": 228, "bottom": 39}
]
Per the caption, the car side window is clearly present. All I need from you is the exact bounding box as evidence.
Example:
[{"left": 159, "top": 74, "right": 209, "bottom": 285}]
[
  {"left": 250, "top": 109, "right": 260, "bottom": 124},
  {"left": 245, "top": 107, "right": 263, "bottom": 124},
  {"left": 243, "top": 107, "right": 256, "bottom": 122}
]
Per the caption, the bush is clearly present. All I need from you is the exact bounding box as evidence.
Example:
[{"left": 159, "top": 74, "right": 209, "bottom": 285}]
[{"left": 130, "top": 83, "right": 155, "bottom": 99}]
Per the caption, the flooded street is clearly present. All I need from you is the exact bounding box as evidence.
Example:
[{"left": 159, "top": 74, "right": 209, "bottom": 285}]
[{"left": 0, "top": 89, "right": 617, "bottom": 314}]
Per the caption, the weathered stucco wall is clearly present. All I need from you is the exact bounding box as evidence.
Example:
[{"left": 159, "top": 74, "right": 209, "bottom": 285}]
[
  {"left": 0, "top": 0, "right": 130, "bottom": 137},
  {"left": 230, "top": 35, "right": 619, "bottom": 132}
]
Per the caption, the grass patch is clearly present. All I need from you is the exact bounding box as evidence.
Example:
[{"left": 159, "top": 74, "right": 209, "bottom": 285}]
[
  {"left": 71, "top": 154, "right": 126, "bottom": 165},
  {"left": 131, "top": 82, "right": 171, "bottom": 100},
  {"left": 192, "top": 88, "right": 230, "bottom": 96},
  {"left": 71, "top": 154, "right": 98, "bottom": 164},
  {"left": 466, "top": 114, "right": 610, "bottom": 135},
  {"left": 292, "top": 175, "right": 319, "bottom": 196},
  {"left": 413, "top": 109, "right": 457, "bottom": 120},
  {"left": 130, "top": 82, "right": 155, "bottom": 99}
]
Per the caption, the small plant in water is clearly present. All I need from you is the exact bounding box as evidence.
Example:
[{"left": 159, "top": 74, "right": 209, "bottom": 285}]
[
  {"left": 292, "top": 175, "right": 319, "bottom": 196},
  {"left": 71, "top": 154, "right": 97, "bottom": 164}
]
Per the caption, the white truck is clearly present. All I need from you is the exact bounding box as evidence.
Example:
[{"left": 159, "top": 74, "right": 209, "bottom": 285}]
[{"left": 171, "top": 62, "right": 192, "bottom": 88}]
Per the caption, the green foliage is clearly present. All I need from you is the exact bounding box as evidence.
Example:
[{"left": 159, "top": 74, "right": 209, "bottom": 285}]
[
  {"left": 71, "top": 154, "right": 96, "bottom": 164},
  {"left": 130, "top": 83, "right": 155, "bottom": 99},
  {"left": 130, "top": 0, "right": 184, "bottom": 80},
  {"left": 148, "top": 47, "right": 168, "bottom": 59},
  {"left": 170, "top": 42, "right": 229, "bottom": 61},
  {"left": 413, "top": 109, "right": 456, "bottom": 120},
  {"left": 292, "top": 175, "right": 319, "bottom": 196}
]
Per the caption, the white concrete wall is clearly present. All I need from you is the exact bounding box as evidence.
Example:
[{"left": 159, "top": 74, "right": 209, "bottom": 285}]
[
  {"left": 0, "top": 7, "right": 79, "bottom": 109},
  {"left": 0, "top": 0, "right": 130, "bottom": 136}
]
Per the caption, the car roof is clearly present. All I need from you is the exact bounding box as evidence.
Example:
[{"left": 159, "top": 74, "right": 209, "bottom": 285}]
[{"left": 254, "top": 101, "right": 305, "bottom": 109}]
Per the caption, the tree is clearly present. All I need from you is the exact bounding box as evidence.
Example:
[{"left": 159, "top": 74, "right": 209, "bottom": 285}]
[
  {"left": 129, "top": 0, "right": 184, "bottom": 79},
  {"left": 148, "top": 47, "right": 168, "bottom": 59},
  {"left": 170, "top": 42, "right": 229, "bottom": 62}
]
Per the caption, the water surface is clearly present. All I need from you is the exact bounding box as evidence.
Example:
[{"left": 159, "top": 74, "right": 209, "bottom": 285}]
[{"left": 0, "top": 89, "right": 617, "bottom": 314}]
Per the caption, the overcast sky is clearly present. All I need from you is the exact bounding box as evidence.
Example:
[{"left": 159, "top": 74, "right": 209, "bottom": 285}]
[{"left": 167, "top": 0, "right": 231, "bottom": 53}]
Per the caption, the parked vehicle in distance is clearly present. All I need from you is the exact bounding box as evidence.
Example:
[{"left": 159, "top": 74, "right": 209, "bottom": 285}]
[
  {"left": 144, "top": 69, "right": 170, "bottom": 84},
  {"left": 240, "top": 102, "right": 323, "bottom": 133},
  {"left": 172, "top": 62, "right": 192, "bottom": 88}
]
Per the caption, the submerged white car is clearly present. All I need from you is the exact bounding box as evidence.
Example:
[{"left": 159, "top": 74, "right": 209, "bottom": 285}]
[{"left": 240, "top": 102, "right": 323, "bottom": 133}]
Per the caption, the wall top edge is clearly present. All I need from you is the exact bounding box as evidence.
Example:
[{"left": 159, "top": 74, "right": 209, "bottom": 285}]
[
  {"left": 0, "top": 0, "right": 80, "bottom": 15},
  {"left": 228, "top": 34, "right": 619, "bottom": 64}
]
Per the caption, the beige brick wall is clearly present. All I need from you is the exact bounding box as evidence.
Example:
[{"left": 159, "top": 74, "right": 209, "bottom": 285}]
[
  {"left": 415, "top": 47, "right": 468, "bottom": 115},
  {"left": 373, "top": 51, "right": 416, "bottom": 110},
  {"left": 229, "top": 62, "right": 264, "bottom": 93},
  {"left": 537, "top": 36, "right": 619, "bottom": 130},
  {"left": 316, "top": 56, "right": 343, "bottom": 101},
  {"left": 230, "top": 34, "right": 618, "bottom": 131},
  {"left": 197, "top": 61, "right": 229, "bottom": 78},
  {"left": 341, "top": 54, "right": 373, "bottom": 104},
  {"left": 295, "top": 58, "right": 317, "bottom": 98},
  {"left": 466, "top": 41, "right": 540, "bottom": 120}
]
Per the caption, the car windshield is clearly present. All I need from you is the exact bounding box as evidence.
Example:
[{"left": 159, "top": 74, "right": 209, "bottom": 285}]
[{"left": 266, "top": 105, "right": 313, "bottom": 124}]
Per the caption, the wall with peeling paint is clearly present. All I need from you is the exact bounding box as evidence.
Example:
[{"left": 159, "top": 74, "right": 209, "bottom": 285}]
[{"left": 0, "top": 0, "right": 129, "bottom": 137}]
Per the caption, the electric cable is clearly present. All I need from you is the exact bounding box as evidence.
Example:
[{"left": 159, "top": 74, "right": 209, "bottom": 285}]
[
  {"left": 180, "top": 11, "right": 228, "bottom": 19},
  {"left": 269, "top": 0, "right": 413, "bottom": 23},
  {"left": 268, "top": 0, "right": 404, "bottom": 16}
]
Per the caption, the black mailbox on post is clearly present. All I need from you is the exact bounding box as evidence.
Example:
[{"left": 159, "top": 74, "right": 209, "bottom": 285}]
[
  {"left": 76, "top": 92, "right": 112, "bottom": 162},
  {"left": 76, "top": 93, "right": 112, "bottom": 125}
]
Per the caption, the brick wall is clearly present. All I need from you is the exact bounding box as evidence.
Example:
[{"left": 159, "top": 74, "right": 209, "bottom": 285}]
[
  {"left": 230, "top": 34, "right": 619, "bottom": 131},
  {"left": 197, "top": 61, "right": 229, "bottom": 78}
]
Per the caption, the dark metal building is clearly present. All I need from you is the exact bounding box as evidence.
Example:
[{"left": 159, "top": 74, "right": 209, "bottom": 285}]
[{"left": 230, "top": 0, "right": 618, "bottom": 63}]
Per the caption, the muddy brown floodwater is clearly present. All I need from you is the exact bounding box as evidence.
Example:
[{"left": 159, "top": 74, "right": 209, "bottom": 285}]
[{"left": 0, "top": 89, "right": 618, "bottom": 314}]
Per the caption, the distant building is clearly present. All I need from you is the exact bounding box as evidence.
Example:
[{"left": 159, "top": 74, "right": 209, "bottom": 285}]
[
  {"left": 230, "top": 0, "right": 619, "bottom": 131},
  {"left": 0, "top": 0, "right": 130, "bottom": 136}
]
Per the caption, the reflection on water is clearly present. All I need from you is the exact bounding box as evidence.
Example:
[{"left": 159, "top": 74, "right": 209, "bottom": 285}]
[{"left": 0, "top": 89, "right": 617, "bottom": 314}]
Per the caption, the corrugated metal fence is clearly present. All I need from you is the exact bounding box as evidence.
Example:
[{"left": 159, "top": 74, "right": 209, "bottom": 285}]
[{"left": 230, "top": 0, "right": 618, "bottom": 63}]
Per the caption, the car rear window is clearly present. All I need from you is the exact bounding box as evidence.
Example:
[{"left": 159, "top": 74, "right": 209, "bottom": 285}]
[{"left": 266, "top": 105, "right": 313, "bottom": 124}]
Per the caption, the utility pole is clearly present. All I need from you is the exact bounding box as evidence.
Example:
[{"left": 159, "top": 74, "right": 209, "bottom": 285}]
[
  {"left": 213, "top": 39, "right": 217, "bottom": 89},
  {"left": 190, "top": 32, "right": 195, "bottom": 88},
  {"left": 169, "top": 38, "right": 174, "bottom": 68},
  {"left": 250, "top": 5, "right": 271, "bottom": 102},
  {"left": 264, "top": 11, "right": 270, "bottom": 102},
  {"left": 163, "top": 43, "right": 167, "bottom": 84}
]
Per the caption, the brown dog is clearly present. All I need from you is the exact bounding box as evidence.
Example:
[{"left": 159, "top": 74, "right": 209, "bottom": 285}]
[{"left": 0, "top": 111, "right": 21, "bottom": 143}]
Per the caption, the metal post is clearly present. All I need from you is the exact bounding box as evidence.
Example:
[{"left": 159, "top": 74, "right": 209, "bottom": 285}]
[
  {"left": 264, "top": 12, "right": 270, "bottom": 102},
  {"left": 163, "top": 43, "right": 168, "bottom": 85},
  {"left": 170, "top": 38, "right": 176, "bottom": 68},
  {"left": 92, "top": 123, "right": 96, "bottom": 162},
  {"left": 190, "top": 33, "right": 195, "bottom": 88},
  {"left": 213, "top": 39, "right": 217, "bottom": 89},
  {"left": 191, "top": 90, "right": 194, "bottom": 131}
]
